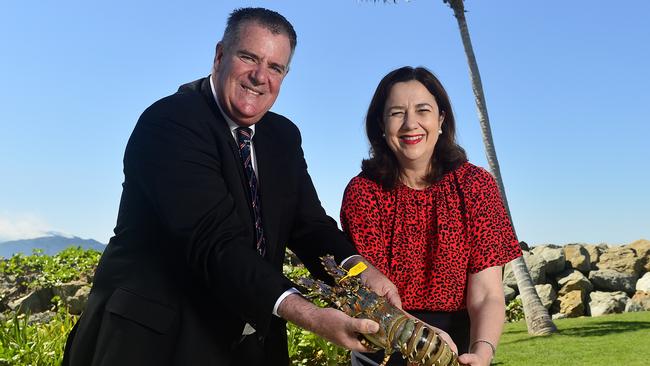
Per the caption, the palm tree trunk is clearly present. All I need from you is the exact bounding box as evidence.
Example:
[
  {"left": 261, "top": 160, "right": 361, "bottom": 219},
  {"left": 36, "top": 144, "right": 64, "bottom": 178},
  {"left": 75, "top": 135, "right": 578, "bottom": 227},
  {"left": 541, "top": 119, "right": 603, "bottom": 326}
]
[{"left": 444, "top": 0, "right": 556, "bottom": 335}]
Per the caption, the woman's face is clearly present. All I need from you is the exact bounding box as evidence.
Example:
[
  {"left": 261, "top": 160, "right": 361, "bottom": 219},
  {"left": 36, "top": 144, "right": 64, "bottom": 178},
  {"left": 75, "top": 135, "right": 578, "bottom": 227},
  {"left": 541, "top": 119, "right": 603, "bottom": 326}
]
[{"left": 383, "top": 80, "right": 444, "bottom": 173}]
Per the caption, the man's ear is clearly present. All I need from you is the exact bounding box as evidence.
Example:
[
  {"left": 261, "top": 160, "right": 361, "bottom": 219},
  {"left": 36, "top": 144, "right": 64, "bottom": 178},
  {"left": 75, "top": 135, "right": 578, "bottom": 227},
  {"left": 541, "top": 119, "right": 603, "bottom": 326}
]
[{"left": 213, "top": 42, "right": 224, "bottom": 70}]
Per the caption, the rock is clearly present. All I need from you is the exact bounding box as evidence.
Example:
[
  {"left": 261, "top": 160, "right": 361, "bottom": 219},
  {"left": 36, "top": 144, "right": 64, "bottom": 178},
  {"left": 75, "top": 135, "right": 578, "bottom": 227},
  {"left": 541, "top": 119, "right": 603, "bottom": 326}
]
[
  {"left": 556, "top": 269, "right": 593, "bottom": 297},
  {"left": 563, "top": 244, "right": 591, "bottom": 273},
  {"left": 628, "top": 291, "right": 650, "bottom": 311},
  {"left": 589, "top": 291, "right": 629, "bottom": 316},
  {"left": 626, "top": 300, "right": 645, "bottom": 312},
  {"left": 535, "top": 284, "right": 557, "bottom": 309},
  {"left": 66, "top": 286, "right": 91, "bottom": 315},
  {"left": 503, "top": 252, "right": 547, "bottom": 290},
  {"left": 531, "top": 245, "right": 566, "bottom": 275},
  {"left": 504, "top": 285, "right": 516, "bottom": 304},
  {"left": 627, "top": 239, "right": 650, "bottom": 273},
  {"left": 519, "top": 241, "right": 530, "bottom": 251},
  {"left": 51, "top": 280, "right": 90, "bottom": 315},
  {"left": 584, "top": 244, "right": 605, "bottom": 271},
  {"left": 554, "top": 290, "right": 584, "bottom": 317},
  {"left": 525, "top": 253, "right": 549, "bottom": 285},
  {"left": 597, "top": 247, "right": 642, "bottom": 276},
  {"left": 7, "top": 287, "right": 54, "bottom": 314},
  {"left": 628, "top": 239, "right": 650, "bottom": 255},
  {"left": 0, "top": 285, "right": 18, "bottom": 312},
  {"left": 532, "top": 244, "right": 562, "bottom": 250},
  {"left": 552, "top": 312, "right": 568, "bottom": 320},
  {"left": 52, "top": 280, "right": 86, "bottom": 299},
  {"left": 637, "top": 272, "right": 650, "bottom": 292},
  {"left": 0, "top": 278, "right": 13, "bottom": 293},
  {"left": 589, "top": 269, "right": 637, "bottom": 293},
  {"left": 28, "top": 311, "right": 56, "bottom": 325}
]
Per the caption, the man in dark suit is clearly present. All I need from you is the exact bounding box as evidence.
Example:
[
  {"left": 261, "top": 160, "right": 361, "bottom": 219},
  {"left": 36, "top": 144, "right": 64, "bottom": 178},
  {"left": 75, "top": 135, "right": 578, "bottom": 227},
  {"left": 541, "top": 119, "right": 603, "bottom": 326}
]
[{"left": 62, "top": 7, "right": 400, "bottom": 366}]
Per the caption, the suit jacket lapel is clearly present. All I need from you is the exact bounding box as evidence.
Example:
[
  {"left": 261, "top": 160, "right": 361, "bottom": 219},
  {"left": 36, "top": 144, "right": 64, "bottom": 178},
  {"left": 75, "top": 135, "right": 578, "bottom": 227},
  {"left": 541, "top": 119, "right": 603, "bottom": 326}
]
[
  {"left": 199, "top": 77, "right": 250, "bottom": 192},
  {"left": 199, "top": 78, "right": 257, "bottom": 243}
]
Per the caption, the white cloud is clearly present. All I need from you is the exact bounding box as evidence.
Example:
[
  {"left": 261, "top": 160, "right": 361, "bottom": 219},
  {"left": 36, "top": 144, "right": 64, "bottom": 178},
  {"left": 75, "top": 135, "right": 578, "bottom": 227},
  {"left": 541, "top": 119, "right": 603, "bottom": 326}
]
[{"left": 0, "top": 213, "right": 53, "bottom": 242}]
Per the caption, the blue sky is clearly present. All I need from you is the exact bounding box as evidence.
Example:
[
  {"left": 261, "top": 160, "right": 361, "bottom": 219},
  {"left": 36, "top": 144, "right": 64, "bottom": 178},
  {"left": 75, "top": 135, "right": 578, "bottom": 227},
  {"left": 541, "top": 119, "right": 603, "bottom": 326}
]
[{"left": 1, "top": 0, "right": 648, "bottom": 246}]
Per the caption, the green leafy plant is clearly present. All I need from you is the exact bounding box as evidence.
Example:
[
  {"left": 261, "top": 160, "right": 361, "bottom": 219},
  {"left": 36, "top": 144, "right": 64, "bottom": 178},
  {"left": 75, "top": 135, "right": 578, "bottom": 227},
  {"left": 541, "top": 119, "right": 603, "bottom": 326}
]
[
  {"left": 283, "top": 259, "right": 350, "bottom": 365},
  {"left": 505, "top": 298, "right": 525, "bottom": 323},
  {"left": 0, "top": 247, "right": 101, "bottom": 290},
  {"left": 0, "top": 298, "right": 77, "bottom": 365},
  {"left": 287, "top": 322, "right": 350, "bottom": 366},
  {"left": 0, "top": 247, "right": 99, "bottom": 365}
]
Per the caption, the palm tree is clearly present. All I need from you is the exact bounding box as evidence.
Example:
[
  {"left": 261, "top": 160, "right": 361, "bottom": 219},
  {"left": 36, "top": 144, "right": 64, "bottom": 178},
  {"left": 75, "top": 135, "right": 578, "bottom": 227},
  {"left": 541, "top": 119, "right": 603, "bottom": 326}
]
[{"left": 442, "top": 0, "right": 556, "bottom": 335}]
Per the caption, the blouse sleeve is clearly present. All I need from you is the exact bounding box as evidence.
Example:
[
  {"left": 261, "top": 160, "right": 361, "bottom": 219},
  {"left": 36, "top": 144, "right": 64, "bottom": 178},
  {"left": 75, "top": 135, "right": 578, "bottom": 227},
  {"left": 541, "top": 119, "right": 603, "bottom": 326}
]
[
  {"left": 340, "top": 177, "right": 388, "bottom": 274},
  {"left": 464, "top": 167, "right": 522, "bottom": 273}
]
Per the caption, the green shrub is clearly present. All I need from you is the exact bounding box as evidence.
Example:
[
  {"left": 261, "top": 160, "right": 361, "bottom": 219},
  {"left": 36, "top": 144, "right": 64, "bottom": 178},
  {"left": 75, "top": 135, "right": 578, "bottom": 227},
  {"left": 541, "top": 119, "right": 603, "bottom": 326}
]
[
  {"left": 1, "top": 248, "right": 349, "bottom": 365},
  {"left": 287, "top": 322, "right": 350, "bottom": 366},
  {"left": 0, "top": 247, "right": 101, "bottom": 290},
  {"left": 0, "top": 247, "right": 98, "bottom": 365},
  {"left": 283, "top": 260, "right": 350, "bottom": 365},
  {"left": 0, "top": 300, "right": 77, "bottom": 365},
  {"left": 505, "top": 298, "right": 525, "bottom": 322}
]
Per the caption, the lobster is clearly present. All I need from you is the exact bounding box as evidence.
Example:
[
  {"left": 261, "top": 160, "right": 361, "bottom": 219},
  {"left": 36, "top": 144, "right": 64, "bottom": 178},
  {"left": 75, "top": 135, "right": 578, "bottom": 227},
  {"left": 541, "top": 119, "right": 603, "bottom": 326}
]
[{"left": 297, "top": 255, "right": 460, "bottom": 366}]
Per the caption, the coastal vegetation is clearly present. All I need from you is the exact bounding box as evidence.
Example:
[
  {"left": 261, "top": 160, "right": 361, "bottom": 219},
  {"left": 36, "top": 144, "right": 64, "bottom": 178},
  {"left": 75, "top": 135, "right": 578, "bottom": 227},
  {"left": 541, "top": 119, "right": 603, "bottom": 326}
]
[{"left": 1, "top": 247, "right": 648, "bottom": 365}]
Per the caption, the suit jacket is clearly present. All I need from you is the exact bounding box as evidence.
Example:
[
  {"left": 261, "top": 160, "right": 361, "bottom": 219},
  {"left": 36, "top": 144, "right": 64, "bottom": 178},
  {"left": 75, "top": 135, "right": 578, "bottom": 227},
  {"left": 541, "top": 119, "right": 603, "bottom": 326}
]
[{"left": 62, "top": 77, "right": 357, "bottom": 366}]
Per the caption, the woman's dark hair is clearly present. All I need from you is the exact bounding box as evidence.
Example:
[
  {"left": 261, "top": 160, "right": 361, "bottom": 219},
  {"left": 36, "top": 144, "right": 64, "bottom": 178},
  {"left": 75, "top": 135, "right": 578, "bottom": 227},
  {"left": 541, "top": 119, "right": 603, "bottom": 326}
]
[{"left": 361, "top": 66, "right": 467, "bottom": 189}]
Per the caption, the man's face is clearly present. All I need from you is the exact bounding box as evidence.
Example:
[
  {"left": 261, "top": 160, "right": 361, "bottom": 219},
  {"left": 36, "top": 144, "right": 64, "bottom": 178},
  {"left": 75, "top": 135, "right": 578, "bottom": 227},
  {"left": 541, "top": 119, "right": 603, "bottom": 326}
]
[{"left": 213, "top": 22, "right": 291, "bottom": 126}]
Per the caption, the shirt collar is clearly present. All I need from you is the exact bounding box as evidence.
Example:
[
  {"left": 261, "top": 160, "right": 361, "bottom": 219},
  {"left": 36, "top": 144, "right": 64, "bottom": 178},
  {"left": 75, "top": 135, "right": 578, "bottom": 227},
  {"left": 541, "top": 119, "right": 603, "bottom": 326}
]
[{"left": 209, "top": 75, "right": 256, "bottom": 136}]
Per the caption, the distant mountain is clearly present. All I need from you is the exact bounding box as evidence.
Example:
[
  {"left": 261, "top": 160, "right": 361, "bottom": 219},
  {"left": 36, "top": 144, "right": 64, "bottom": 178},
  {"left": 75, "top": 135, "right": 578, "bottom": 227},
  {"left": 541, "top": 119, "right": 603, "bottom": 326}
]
[{"left": 0, "top": 235, "right": 106, "bottom": 258}]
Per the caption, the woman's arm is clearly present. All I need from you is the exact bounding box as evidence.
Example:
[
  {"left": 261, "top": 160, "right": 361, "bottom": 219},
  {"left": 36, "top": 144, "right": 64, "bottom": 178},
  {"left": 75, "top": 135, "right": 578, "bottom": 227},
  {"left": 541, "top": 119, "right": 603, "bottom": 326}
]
[{"left": 458, "top": 265, "right": 505, "bottom": 366}]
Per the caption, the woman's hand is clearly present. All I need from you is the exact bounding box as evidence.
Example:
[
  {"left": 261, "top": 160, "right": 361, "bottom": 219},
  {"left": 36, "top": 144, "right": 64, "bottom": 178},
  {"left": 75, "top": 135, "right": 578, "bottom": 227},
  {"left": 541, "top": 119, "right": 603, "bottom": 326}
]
[
  {"left": 345, "top": 256, "right": 402, "bottom": 309},
  {"left": 458, "top": 350, "right": 492, "bottom": 366}
]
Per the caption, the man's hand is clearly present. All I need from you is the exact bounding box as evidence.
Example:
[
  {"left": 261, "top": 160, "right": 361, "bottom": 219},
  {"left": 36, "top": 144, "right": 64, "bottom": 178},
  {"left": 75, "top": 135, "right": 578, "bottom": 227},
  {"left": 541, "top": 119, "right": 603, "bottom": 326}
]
[
  {"left": 278, "top": 293, "right": 380, "bottom": 351},
  {"left": 344, "top": 256, "right": 402, "bottom": 309}
]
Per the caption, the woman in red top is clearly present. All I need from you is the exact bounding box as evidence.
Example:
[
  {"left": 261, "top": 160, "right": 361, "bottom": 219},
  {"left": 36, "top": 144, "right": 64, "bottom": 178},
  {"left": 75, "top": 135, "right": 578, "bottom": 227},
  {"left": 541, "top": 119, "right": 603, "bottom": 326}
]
[{"left": 341, "top": 67, "right": 521, "bottom": 366}]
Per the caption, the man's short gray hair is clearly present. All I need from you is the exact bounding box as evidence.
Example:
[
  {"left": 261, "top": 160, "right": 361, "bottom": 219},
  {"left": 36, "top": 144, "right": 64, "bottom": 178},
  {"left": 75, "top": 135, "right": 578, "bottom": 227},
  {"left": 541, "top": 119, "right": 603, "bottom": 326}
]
[{"left": 221, "top": 7, "right": 297, "bottom": 58}]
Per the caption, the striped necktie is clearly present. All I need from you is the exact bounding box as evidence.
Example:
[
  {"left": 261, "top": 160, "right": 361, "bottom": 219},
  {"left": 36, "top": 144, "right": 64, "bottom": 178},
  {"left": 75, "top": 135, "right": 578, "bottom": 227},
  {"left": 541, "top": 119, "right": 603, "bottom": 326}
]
[{"left": 235, "top": 127, "right": 266, "bottom": 257}]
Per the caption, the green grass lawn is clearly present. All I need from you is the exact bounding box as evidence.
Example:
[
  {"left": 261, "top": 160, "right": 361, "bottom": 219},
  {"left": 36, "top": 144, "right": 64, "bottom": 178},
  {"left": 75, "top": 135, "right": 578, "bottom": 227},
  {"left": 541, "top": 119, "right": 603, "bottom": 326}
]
[{"left": 494, "top": 312, "right": 650, "bottom": 365}]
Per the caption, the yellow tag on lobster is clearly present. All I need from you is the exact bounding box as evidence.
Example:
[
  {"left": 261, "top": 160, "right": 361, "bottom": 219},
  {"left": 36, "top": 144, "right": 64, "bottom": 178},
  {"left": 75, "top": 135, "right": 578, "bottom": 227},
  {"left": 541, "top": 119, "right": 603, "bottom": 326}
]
[{"left": 339, "top": 262, "right": 367, "bottom": 282}]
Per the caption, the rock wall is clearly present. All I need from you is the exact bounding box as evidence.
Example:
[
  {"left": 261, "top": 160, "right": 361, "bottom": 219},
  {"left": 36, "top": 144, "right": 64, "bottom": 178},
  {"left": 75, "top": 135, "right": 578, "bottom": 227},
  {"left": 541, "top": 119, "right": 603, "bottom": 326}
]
[{"left": 503, "top": 239, "right": 650, "bottom": 318}]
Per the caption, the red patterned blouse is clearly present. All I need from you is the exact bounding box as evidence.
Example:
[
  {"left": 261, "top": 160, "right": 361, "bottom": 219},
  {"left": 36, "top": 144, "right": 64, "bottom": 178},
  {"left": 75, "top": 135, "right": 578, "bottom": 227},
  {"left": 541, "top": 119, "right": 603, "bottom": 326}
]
[{"left": 340, "top": 162, "right": 521, "bottom": 312}]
